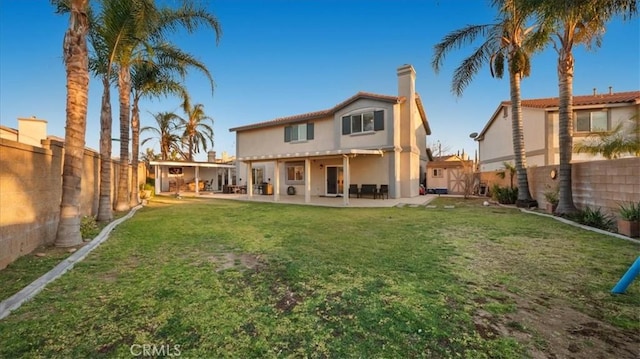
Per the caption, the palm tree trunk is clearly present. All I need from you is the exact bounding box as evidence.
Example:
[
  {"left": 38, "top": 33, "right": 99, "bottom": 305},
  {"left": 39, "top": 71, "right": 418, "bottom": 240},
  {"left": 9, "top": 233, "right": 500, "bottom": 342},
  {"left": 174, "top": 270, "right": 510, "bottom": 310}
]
[
  {"left": 97, "top": 76, "right": 113, "bottom": 222},
  {"left": 130, "top": 95, "right": 141, "bottom": 206},
  {"left": 555, "top": 49, "right": 577, "bottom": 214},
  {"left": 510, "top": 70, "right": 534, "bottom": 207},
  {"left": 115, "top": 65, "right": 131, "bottom": 211},
  {"left": 56, "top": 0, "right": 89, "bottom": 247}
]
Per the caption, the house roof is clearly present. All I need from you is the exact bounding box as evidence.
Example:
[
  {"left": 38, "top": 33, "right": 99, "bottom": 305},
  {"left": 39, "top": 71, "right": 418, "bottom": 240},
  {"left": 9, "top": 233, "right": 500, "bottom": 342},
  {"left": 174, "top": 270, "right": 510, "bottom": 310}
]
[
  {"left": 229, "top": 92, "right": 404, "bottom": 132},
  {"left": 509, "top": 90, "right": 640, "bottom": 109},
  {"left": 476, "top": 90, "right": 640, "bottom": 140}
]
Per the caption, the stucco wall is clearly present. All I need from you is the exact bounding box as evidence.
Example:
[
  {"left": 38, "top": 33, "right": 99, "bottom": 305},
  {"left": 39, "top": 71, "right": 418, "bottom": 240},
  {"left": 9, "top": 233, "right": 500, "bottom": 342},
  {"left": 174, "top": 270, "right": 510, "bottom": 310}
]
[{"left": 0, "top": 138, "right": 144, "bottom": 269}]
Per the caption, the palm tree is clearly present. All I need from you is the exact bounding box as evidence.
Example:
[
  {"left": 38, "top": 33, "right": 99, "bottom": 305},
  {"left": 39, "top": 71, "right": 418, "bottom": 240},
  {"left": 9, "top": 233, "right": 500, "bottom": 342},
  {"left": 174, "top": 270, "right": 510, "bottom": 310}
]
[
  {"left": 52, "top": 0, "right": 90, "bottom": 247},
  {"left": 533, "top": 0, "right": 637, "bottom": 214},
  {"left": 141, "top": 111, "right": 184, "bottom": 161},
  {"left": 129, "top": 44, "right": 214, "bottom": 206},
  {"left": 432, "top": 0, "right": 541, "bottom": 207},
  {"left": 496, "top": 161, "right": 517, "bottom": 189},
  {"left": 110, "top": 0, "right": 221, "bottom": 211},
  {"left": 574, "top": 116, "right": 640, "bottom": 159},
  {"left": 179, "top": 96, "right": 215, "bottom": 161},
  {"left": 87, "top": 1, "right": 119, "bottom": 222}
]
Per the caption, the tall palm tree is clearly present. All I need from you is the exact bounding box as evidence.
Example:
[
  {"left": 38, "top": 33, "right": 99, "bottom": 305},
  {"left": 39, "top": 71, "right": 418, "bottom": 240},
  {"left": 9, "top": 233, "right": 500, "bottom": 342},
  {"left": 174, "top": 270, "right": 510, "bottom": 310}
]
[
  {"left": 179, "top": 96, "right": 215, "bottom": 161},
  {"left": 432, "top": 0, "right": 541, "bottom": 207},
  {"left": 129, "top": 44, "right": 214, "bottom": 206},
  {"left": 52, "top": 0, "right": 90, "bottom": 247},
  {"left": 110, "top": 0, "right": 221, "bottom": 211},
  {"left": 141, "top": 111, "right": 184, "bottom": 161},
  {"left": 533, "top": 0, "right": 637, "bottom": 214},
  {"left": 87, "top": 1, "right": 119, "bottom": 222}
]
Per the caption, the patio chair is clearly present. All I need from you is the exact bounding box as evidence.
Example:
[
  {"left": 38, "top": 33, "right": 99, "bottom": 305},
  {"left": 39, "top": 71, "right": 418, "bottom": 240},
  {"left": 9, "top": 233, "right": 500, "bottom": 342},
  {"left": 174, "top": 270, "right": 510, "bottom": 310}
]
[
  {"left": 348, "top": 184, "right": 360, "bottom": 198},
  {"left": 378, "top": 184, "right": 389, "bottom": 199}
]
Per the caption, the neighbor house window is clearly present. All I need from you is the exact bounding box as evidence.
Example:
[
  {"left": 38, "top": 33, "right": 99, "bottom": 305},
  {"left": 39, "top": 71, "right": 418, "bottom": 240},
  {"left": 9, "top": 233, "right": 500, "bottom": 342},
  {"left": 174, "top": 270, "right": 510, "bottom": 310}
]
[
  {"left": 342, "top": 110, "right": 384, "bottom": 135},
  {"left": 432, "top": 168, "right": 443, "bottom": 178},
  {"left": 575, "top": 110, "right": 608, "bottom": 132},
  {"left": 286, "top": 163, "right": 304, "bottom": 182},
  {"left": 284, "top": 123, "right": 314, "bottom": 142}
]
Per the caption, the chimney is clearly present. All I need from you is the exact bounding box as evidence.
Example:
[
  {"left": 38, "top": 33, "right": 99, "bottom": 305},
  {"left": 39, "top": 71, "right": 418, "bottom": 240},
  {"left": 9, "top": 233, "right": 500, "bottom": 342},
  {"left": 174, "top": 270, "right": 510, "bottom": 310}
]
[
  {"left": 207, "top": 151, "right": 216, "bottom": 162},
  {"left": 609, "top": 86, "right": 613, "bottom": 95},
  {"left": 397, "top": 64, "right": 416, "bottom": 100}
]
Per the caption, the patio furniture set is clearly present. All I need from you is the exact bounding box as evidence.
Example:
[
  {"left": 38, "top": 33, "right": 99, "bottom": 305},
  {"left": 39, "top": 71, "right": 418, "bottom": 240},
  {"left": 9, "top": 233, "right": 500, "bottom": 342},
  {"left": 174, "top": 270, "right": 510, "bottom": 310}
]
[{"left": 348, "top": 184, "right": 389, "bottom": 199}]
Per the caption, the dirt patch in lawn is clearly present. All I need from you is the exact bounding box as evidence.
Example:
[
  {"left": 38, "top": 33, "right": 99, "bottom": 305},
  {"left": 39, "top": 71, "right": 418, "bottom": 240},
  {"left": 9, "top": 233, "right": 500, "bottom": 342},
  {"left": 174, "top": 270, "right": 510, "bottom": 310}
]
[
  {"left": 208, "top": 252, "right": 264, "bottom": 272},
  {"left": 474, "top": 291, "right": 640, "bottom": 359}
]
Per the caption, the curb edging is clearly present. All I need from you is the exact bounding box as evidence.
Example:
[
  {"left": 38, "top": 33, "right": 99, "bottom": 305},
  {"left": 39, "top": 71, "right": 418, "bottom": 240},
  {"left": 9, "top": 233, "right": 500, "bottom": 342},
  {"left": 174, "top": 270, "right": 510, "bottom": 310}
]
[{"left": 0, "top": 205, "right": 142, "bottom": 320}]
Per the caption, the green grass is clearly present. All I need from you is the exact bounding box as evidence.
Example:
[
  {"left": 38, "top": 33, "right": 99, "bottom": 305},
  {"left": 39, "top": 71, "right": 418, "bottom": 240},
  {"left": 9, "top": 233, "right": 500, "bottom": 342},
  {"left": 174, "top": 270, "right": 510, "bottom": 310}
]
[
  {"left": 0, "top": 212, "right": 127, "bottom": 302},
  {"left": 0, "top": 196, "right": 638, "bottom": 358}
]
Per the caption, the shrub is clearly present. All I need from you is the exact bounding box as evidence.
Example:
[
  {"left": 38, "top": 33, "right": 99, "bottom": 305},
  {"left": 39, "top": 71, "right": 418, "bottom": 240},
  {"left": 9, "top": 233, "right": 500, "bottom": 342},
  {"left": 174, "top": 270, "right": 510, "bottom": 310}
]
[
  {"left": 618, "top": 202, "right": 640, "bottom": 221},
  {"left": 491, "top": 184, "right": 518, "bottom": 204},
  {"left": 80, "top": 215, "right": 100, "bottom": 239},
  {"left": 568, "top": 207, "right": 616, "bottom": 232},
  {"left": 543, "top": 185, "right": 559, "bottom": 206}
]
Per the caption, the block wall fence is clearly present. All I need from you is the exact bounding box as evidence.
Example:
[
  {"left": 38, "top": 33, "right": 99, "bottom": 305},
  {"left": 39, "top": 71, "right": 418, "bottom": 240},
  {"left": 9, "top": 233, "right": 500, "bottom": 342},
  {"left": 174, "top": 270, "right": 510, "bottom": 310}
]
[
  {"left": 0, "top": 138, "right": 144, "bottom": 269},
  {"left": 479, "top": 157, "right": 640, "bottom": 214}
]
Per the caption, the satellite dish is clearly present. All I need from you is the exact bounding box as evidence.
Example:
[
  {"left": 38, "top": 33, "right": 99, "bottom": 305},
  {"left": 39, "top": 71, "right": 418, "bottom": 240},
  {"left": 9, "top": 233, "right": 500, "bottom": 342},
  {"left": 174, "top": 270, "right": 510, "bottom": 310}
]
[{"left": 469, "top": 132, "right": 478, "bottom": 139}]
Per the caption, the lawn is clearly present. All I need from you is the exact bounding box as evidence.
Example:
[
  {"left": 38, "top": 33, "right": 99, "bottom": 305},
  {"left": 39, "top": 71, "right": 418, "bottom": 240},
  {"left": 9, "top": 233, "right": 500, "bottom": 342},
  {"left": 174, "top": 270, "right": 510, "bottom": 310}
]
[{"left": 0, "top": 196, "right": 638, "bottom": 358}]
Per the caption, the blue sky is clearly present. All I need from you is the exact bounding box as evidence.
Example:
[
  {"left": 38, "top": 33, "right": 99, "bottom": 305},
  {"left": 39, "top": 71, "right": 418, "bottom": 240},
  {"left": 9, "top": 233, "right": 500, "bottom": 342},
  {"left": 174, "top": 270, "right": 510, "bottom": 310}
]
[{"left": 1, "top": 0, "right": 639, "bottom": 161}]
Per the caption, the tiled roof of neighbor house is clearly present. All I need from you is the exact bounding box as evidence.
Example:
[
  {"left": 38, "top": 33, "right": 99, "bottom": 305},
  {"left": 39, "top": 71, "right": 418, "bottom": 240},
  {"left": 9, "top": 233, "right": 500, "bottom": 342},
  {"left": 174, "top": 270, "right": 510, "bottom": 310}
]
[
  {"left": 476, "top": 90, "right": 640, "bottom": 140},
  {"left": 229, "top": 92, "right": 403, "bottom": 132},
  {"left": 502, "top": 90, "right": 640, "bottom": 108}
]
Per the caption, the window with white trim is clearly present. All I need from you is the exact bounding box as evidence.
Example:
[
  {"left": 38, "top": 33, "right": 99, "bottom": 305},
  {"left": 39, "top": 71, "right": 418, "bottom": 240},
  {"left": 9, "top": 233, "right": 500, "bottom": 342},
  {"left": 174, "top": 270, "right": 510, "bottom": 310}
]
[
  {"left": 432, "top": 168, "right": 443, "bottom": 178},
  {"left": 342, "top": 110, "right": 384, "bottom": 135},
  {"left": 286, "top": 163, "right": 304, "bottom": 183},
  {"left": 575, "top": 110, "right": 608, "bottom": 132}
]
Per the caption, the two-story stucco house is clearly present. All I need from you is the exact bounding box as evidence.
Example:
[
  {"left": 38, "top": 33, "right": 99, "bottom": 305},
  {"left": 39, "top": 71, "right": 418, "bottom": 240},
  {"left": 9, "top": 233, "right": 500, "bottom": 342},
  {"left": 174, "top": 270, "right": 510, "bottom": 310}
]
[
  {"left": 476, "top": 90, "right": 640, "bottom": 172},
  {"left": 229, "top": 64, "right": 432, "bottom": 205}
]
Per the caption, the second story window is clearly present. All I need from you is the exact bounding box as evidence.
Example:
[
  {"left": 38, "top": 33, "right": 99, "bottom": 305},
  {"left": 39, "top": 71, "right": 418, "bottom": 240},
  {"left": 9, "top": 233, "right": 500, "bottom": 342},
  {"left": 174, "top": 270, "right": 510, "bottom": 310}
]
[
  {"left": 342, "top": 110, "right": 384, "bottom": 135},
  {"left": 284, "top": 123, "right": 314, "bottom": 143},
  {"left": 575, "top": 110, "right": 608, "bottom": 133}
]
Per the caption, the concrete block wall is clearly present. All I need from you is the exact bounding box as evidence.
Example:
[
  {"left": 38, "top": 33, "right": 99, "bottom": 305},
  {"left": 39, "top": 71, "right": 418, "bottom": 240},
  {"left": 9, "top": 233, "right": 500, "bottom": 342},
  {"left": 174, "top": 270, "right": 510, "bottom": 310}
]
[
  {"left": 481, "top": 157, "right": 640, "bottom": 215},
  {"left": 0, "top": 138, "right": 143, "bottom": 269}
]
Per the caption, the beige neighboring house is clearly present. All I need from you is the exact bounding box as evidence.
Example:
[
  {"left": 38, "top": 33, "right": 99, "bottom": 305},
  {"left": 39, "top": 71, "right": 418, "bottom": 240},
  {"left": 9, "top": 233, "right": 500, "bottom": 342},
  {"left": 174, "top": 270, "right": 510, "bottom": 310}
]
[
  {"left": 476, "top": 90, "right": 640, "bottom": 171},
  {"left": 229, "top": 64, "right": 432, "bottom": 205},
  {"left": 426, "top": 154, "right": 474, "bottom": 195},
  {"left": 0, "top": 117, "right": 48, "bottom": 147}
]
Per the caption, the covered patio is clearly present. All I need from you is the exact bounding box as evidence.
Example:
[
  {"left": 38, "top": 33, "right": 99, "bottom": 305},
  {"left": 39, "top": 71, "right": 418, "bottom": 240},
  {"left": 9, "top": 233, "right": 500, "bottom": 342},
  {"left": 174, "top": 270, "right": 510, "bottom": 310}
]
[
  {"left": 150, "top": 160, "right": 237, "bottom": 196},
  {"left": 238, "top": 149, "right": 386, "bottom": 206}
]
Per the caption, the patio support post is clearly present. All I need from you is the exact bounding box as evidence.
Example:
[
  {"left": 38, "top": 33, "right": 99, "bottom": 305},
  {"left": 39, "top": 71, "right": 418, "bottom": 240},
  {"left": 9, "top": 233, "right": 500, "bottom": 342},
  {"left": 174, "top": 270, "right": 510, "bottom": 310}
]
[
  {"left": 227, "top": 168, "right": 231, "bottom": 185},
  {"left": 195, "top": 166, "right": 200, "bottom": 195},
  {"left": 343, "top": 155, "right": 350, "bottom": 206},
  {"left": 304, "top": 158, "right": 311, "bottom": 203},
  {"left": 154, "top": 165, "right": 160, "bottom": 195},
  {"left": 247, "top": 161, "right": 253, "bottom": 197},
  {"left": 274, "top": 160, "right": 280, "bottom": 202}
]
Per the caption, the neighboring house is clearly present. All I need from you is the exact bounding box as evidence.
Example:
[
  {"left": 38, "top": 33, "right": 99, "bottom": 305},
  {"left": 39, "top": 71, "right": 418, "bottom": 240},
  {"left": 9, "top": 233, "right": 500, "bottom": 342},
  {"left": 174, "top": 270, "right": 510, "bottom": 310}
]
[
  {"left": 426, "top": 154, "right": 474, "bottom": 195},
  {"left": 229, "top": 64, "right": 432, "bottom": 205},
  {"left": 0, "top": 117, "right": 48, "bottom": 147},
  {"left": 476, "top": 90, "right": 640, "bottom": 171}
]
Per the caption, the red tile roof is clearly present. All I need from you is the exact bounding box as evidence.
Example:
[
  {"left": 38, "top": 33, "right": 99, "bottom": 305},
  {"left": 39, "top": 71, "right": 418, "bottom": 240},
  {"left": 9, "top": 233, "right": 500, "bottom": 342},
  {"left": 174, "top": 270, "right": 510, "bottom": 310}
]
[
  {"left": 502, "top": 90, "right": 640, "bottom": 109},
  {"left": 229, "top": 92, "right": 402, "bottom": 132}
]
